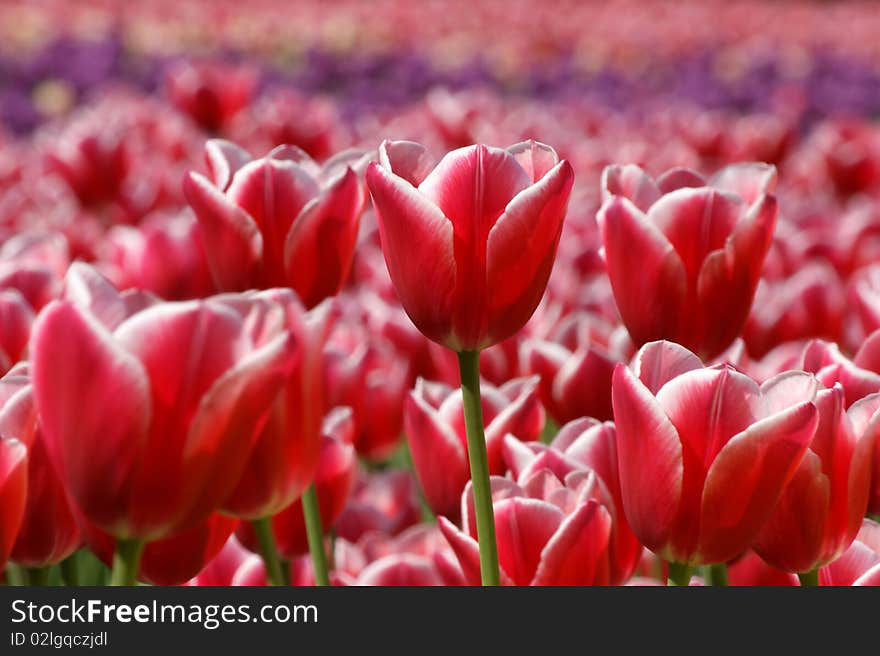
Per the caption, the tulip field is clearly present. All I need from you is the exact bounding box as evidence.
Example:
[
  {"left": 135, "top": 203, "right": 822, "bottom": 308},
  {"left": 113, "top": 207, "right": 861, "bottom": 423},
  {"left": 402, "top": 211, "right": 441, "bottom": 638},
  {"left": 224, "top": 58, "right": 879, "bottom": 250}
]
[{"left": 2, "top": 0, "right": 880, "bottom": 588}]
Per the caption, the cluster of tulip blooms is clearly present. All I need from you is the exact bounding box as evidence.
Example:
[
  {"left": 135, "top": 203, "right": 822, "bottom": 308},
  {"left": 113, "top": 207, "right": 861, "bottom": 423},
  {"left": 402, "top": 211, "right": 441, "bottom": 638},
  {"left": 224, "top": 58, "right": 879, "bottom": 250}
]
[{"left": 1, "top": 5, "right": 880, "bottom": 589}]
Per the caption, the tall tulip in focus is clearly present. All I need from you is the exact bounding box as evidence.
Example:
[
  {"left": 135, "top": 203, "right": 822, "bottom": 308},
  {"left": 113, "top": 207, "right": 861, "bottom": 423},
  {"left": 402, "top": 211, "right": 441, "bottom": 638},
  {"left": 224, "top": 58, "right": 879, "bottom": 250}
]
[
  {"left": 598, "top": 163, "right": 778, "bottom": 360},
  {"left": 183, "top": 140, "right": 367, "bottom": 309},
  {"left": 611, "top": 341, "right": 819, "bottom": 584},
  {"left": 30, "top": 294, "right": 296, "bottom": 585},
  {"left": 367, "top": 139, "right": 574, "bottom": 584}
]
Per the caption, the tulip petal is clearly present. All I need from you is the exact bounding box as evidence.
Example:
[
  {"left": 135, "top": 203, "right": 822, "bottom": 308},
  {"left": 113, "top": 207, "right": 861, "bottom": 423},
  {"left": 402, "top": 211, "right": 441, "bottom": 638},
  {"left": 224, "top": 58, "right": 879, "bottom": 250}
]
[
  {"left": 760, "top": 371, "right": 819, "bottom": 414},
  {"left": 597, "top": 197, "right": 687, "bottom": 347},
  {"left": 356, "top": 554, "right": 445, "bottom": 586},
  {"left": 698, "top": 400, "right": 818, "bottom": 564},
  {"left": 62, "top": 262, "right": 131, "bottom": 330},
  {"left": 204, "top": 139, "right": 252, "bottom": 191},
  {"left": 31, "top": 301, "right": 151, "bottom": 535},
  {"left": 227, "top": 158, "right": 319, "bottom": 284},
  {"left": 173, "top": 332, "right": 295, "bottom": 529},
  {"left": 695, "top": 194, "right": 777, "bottom": 358},
  {"left": 507, "top": 140, "right": 559, "bottom": 183},
  {"left": 611, "top": 364, "right": 682, "bottom": 553},
  {"left": 485, "top": 160, "right": 573, "bottom": 345},
  {"left": 709, "top": 162, "right": 777, "bottom": 206},
  {"left": 284, "top": 167, "right": 363, "bottom": 308},
  {"left": 366, "top": 162, "right": 456, "bottom": 346},
  {"left": 853, "top": 563, "right": 880, "bottom": 586},
  {"left": 854, "top": 329, "right": 880, "bottom": 372},
  {"left": 532, "top": 501, "right": 612, "bottom": 585},
  {"left": 379, "top": 140, "right": 434, "bottom": 186},
  {"left": 404, "top": 393, "right": 469, "bottom": 520},
  {"left": 754, "top": 451, "right": 831, "bottom": 573},
  {"left": 822, "top": 541, "right": 880, "bottom": 586},
  {"left": 0, "top": 437, "right": 27, "bottom": 571},
  {"left": 650, "top": 187, "right": 745, "bottom": 282},
  {"left": 484, "top": 377, "right": 545, "bottom": 473},
  {"left": 601, "top": 164, "right": 661, "bottom": 212},
  {"left": 183, "top": 172, "right": 263, "bottom": 291},
  {"left": 632, "top": 340, "right": 703, "bottom": 394},
  {"left": 461, "top": 477, "right": 524, "bottom": 540},
  {"left": 655, "top": 167, "right": 706, "bottom": 193},
  {"left": 493, "top": 497, "right": 564, "bottom": 585},
  {"left": 437, "top": 516, "right": 512, "bottom": 586}
]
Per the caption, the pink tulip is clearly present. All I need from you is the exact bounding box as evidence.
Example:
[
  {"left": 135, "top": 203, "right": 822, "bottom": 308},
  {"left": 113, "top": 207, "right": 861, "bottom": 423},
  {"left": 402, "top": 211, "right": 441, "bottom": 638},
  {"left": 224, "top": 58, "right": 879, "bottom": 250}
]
[
  {"left": 30, "top": 295, "right": 296, "bottom": 541},
  {"left": 439, "top": 472, "right": 613, "bottom": 585},
  {"left": 612, "top": 341, "right": 818, "bottom": 565},
  {"left": 404, "top": 376, "right": 544, "bottom": 520},
  {"left": 366, "top": 139, "right": 574, "bottom": 351},
  {"left": 726, "top": 551, "right": 798, "bottom": 586},
  {"left": 501, "top": 418, "right": 642, "bottom": 584},
  {"left": 102, "top": 213, "right": 215, "bottom": 300},
  {"left": 183, "top": 141, "right": 366, "bottom": 308},
  {"left": 164, "top": 60, "right": 257, "bottom": 133},
  {"left": 598, "top": 163, "right": 777, "bottom": 359}
]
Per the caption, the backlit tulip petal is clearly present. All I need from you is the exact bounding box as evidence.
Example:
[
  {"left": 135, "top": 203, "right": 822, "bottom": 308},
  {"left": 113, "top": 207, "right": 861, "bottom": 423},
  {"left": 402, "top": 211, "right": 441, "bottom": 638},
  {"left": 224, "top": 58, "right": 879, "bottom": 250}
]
[
  {"left": 367, "top": 161, "right": 456, "bottom": 346},
  {"left": 183, "top": 172, "right": 263, "bottom": 290},
  {"left": 611, "top": 364, "right": 682, "bottom": 553}
]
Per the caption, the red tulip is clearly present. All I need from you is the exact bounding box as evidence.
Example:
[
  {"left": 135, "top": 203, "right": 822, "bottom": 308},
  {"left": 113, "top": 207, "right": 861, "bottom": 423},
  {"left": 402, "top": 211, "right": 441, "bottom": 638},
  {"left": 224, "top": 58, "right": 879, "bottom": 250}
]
[
  {"left": 753, "top": 379, "right": 879, "bottom": 573},
  {"left": 598, "top": 163, "right": 777, "bottom": 359},
  {"left": 366, "top": 139, "right": 574, "bottom": 351},
  {"left": 0, "top": 364, "right": 80, "bottom": 567},
  {"left": 0, "top": 435, "right": 27, "bottom": 572},
  {"left": 30, "top": 296, "right": 296, "bottom": 541},
  {"left": 439, "top": 472, "right": 613, "bottom": 585},
  {"left": 404, "top": 376, "right": 544, "bottom": 520},
  {"left": 214, "top": 289, "right": 329, "bottom": 519},
  {"left": 183, "top": 141, "right": 366, "bottom": 308},
  {"left": 236, "top": 408, "right": 357, "bottom": 559},
  {"left": 611, "top": 341, "right": 818, "bottom": 565}
]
